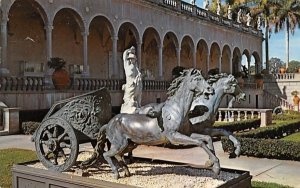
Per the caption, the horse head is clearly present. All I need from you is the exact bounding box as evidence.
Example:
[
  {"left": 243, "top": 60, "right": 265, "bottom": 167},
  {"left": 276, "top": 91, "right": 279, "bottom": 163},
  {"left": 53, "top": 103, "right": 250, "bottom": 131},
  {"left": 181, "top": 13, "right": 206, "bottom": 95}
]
[
  {"left": 223, "top": 75, "right": 246, "bottom": 103},
  {"left": 189, "top": 69, "right": 214, "bottom": 98},
  {"left": 167, "top": 68, "right": 214, "bottom": 98}
]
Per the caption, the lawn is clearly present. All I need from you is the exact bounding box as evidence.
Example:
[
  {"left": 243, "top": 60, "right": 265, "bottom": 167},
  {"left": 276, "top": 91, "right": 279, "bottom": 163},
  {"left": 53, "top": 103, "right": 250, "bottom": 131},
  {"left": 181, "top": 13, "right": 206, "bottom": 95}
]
[
  {"left": 0, "top": 148, "right": 37, "bottom": 188},
  {"left": 281, "top": 132, "right": 300, "bottom": 142},
  {"left": 252, "top": 181, "right": 292, "bottom": 188}
]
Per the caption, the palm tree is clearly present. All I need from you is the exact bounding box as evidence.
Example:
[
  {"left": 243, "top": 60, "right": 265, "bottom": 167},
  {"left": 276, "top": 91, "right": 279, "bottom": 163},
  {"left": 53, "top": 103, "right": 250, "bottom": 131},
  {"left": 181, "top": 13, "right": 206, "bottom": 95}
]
[
  {"left": 272, "top": 0, "right": 300, "bottom": 69},
  {"left": 251, "top": 0, "right": 274, "bottom": 73},
  {"left": 226, "top": 0, "right": 274, "bottom": 73}
]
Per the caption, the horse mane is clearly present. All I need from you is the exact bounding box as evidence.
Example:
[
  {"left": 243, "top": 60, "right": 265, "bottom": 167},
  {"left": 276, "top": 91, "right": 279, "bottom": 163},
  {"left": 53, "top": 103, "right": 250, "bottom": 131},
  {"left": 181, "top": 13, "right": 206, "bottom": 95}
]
[
  {"left": 167, "top": 69, "right": 201, "bottom": 96},
  {"left": 207, "top": 73, "right": 237, "bottom": 86}
]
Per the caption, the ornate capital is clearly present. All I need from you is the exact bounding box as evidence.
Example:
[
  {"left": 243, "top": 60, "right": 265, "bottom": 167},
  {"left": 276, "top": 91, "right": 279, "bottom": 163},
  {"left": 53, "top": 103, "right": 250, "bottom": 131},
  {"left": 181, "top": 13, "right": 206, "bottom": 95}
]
[{"left": 44, "top": 25, "right": 53, "bottom": 31}]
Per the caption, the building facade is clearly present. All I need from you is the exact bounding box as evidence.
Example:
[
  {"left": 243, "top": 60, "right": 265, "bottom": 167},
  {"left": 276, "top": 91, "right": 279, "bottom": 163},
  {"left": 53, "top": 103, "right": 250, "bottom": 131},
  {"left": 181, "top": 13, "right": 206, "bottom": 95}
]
[{"left": 0, "top": 0, "right": 263, "bottom": 81}]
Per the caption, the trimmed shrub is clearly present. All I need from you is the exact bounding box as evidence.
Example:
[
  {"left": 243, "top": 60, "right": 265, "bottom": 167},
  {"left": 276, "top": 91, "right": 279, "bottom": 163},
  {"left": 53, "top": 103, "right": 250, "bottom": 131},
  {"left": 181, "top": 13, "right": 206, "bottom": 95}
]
[
  {"left": 237, "top": 119, "right": 300, "bottom": 139},
  {"left": 213, "top": 119, "right": 260, "bottom": 133},
  {"left": 222, "top": 137, "right": 300, "bottom": 161},
  {"left": 21, "top": 121, "right": 40, "bottom": 135}
]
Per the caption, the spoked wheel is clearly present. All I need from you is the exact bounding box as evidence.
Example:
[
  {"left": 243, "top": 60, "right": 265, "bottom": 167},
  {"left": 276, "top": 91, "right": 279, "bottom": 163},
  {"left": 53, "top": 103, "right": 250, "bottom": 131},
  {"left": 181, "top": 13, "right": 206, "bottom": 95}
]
[{"left": 35, "top": 117, "right": 79, "bottom": 172}]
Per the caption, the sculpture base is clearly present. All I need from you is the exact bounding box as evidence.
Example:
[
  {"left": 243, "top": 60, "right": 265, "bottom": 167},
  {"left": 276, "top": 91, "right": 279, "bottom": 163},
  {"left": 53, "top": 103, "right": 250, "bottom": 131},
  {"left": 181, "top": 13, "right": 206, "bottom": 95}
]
[{"left": 12, "top": 157, "right": 251, "bottom": 188}]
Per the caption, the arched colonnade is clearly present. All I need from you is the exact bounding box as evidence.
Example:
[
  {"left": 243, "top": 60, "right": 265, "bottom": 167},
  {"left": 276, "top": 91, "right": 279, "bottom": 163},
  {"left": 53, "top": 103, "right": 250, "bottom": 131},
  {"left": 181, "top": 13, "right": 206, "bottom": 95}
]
[{"left": 1, "top": 0, "right": 262, "bottom": 80}]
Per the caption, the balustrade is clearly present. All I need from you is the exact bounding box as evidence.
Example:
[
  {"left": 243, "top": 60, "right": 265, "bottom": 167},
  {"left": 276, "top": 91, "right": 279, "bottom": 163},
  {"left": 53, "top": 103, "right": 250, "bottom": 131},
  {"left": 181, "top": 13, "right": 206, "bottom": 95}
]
[
  {"left": 263, "top": 90, "right": 294, "bottom": 110},
  {"left": 0, "top": 76, "right": 45, "bottom": 91},
  {"left": 273, "top": 73, "right": 295, "bottom": 80},
  {"left": 217, "top": 108, "right": 271, "bottom": 127},
  {"left": 155, "top": 0, "right": 260, "bottom": 35}
]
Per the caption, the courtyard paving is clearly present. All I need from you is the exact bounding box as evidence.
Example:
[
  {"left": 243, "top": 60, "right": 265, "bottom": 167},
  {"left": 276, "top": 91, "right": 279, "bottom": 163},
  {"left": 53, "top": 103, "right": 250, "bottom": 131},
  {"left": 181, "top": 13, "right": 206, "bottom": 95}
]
[{"left": 0, "top": 134, "right": 299, "bottom": 188}]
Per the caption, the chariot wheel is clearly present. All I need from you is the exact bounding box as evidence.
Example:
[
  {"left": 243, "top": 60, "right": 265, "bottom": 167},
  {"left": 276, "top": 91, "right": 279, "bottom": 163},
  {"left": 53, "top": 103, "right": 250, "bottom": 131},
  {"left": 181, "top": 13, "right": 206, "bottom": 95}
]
[{"left": 34, "top": 117, "right": 79, "bottom": 172}]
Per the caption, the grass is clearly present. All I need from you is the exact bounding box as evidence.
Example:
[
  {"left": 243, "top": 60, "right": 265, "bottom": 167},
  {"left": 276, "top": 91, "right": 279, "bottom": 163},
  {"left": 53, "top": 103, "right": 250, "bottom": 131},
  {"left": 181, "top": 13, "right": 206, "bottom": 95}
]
[
  {"left": 281, "top": 132, "right": 300, "bottom": 142},
  {"left": 252, "top": 181, "right": 293, "bottom": 188},
  {"left": 0, "top": 148, "right": 37, "bottom": 188}
]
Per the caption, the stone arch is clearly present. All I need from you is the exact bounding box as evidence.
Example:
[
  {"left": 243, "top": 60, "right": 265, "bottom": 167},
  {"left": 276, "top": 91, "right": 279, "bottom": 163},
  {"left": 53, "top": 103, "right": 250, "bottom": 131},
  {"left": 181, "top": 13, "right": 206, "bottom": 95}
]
[
  {"left": 196, "top": 39, "right": 209, "bottom": 76},
  {"left": 117, "top": 22, "right": 140, "bottom": 49},
  {"left": 117, "top": 22, "right": 140, "bottom": 79},
  {"left": 142, "top": 27, "right": 161, "bottom": 80},
  {"left": 52, "top": 7, "right": 85, "bottom": 30},
  {"left": 221, "top": 45, "right": 231, "bottom": 74},
  {"left": 252, "top": 51, "right": 261, "bottom": 74},
  {"left": 180, "top": 35, "right": 194, "bottom": 68},
  {"left": 52, "top": 8, "right": 84, "bottom": 67},
  {"left": 88, "top": 15, "right": 114, "bottom": 78},
  {"left": 209, "top": 42, "right": 221, "bottom": 71},
  {"left": 162, "top": 31, "right": 179, "bottom": 80},
  {"left": 241, "top": 49, "right": 251, "bottom": 75},
  {"left": 7, "top": 0, "right": 48, "bottom": 75},
  {"left": 232, "top": 47, "right": 242, "bottom": 75},
  {"left": 6, "top": 0, "right": 48, "bottom": 23}
]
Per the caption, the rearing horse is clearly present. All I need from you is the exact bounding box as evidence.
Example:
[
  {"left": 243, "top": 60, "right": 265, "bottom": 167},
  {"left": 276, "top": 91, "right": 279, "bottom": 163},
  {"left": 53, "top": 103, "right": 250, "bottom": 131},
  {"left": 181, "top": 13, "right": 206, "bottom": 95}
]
[
  {"left": 187, "top": 73, "right": 246, "bottom": 160},
  {"left": 96, "top": 69, "right": 217, "bottom": 179}
]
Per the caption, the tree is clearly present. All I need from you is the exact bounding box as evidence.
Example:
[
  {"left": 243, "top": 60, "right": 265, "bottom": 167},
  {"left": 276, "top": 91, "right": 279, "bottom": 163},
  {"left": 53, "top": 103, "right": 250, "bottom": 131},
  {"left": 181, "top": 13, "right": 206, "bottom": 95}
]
[
  {"left": 226, "top": 0, "right": 275, "bottom": 73},
  {"left": 285, "top": 60, "right": 300, "bottom": 72},
  {"left": 250, "top": 0, "right": 277, "bottom": 73},
  {"left": 269, "top": 57, "right": 284, "bottom": 73},
  {"left": 272, "top": 0, "right": 300, "bottom": 69}
]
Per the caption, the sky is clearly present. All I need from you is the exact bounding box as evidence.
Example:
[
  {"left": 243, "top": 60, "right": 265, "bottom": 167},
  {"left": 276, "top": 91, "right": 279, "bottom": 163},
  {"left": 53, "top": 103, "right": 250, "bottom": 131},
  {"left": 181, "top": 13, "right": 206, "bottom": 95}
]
[{"left": 184, "top": 0, "right": 300, "bottom": 65}]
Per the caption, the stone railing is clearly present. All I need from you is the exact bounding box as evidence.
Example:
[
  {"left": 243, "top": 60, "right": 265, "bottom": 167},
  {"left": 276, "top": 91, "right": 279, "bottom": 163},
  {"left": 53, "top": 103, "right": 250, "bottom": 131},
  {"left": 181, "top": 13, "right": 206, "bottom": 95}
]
[
  {"left": 71, "top": 78, "right": 125, "bottom": 91},
  {"left": 0, "top": 76, "right": 171, "bottom": 92},
  {"left": 272, "top": 73, "right": 295, "bottom": 80},
  {"left": 217, "top": 108, "right": 272, "bottom": 127},
  {"left": 0, "top": 76, "right": 45, "bottom": 91},
  {"left": 263, "top": 90, "right": 294, "bottom": 110},
  {"left": 148, "top": 0, "right": 261, "bottom": 36}
]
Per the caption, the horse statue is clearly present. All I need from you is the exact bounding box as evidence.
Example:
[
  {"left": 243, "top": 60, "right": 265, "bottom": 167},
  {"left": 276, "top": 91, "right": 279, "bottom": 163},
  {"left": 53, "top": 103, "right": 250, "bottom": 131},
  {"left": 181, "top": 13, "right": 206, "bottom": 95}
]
[
  {"left": 89, "top": 69, "right": 215, "bottom": 179},
  {"left": 187, "top": 73, "right": 246, "bottom": 161}
]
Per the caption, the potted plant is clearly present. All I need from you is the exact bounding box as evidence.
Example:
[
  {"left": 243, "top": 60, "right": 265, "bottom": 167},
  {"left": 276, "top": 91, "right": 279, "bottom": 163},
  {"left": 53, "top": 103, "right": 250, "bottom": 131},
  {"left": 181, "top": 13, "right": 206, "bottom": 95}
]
[
  {"left": 48, "top": 57, "right": 70, "bottom": 90},
  {"left": 279, "top": 67, "right": 286, "bottom": 74},
  {"left": 254, "top": 73, "right": 263, "bottom": 89}
]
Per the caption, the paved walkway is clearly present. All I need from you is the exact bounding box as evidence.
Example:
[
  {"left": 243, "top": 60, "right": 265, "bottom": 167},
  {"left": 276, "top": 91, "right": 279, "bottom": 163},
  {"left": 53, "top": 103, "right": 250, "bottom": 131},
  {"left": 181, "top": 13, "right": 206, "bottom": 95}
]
[{"left": 1, "top": 135, "right": 299, "bottom": 188}]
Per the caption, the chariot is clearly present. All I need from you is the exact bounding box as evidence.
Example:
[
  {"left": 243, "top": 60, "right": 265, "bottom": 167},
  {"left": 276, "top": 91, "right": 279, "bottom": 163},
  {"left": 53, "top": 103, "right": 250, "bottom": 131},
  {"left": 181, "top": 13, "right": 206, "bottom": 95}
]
[{"left": 32, "top": 88, "right": 112, "bottom": 171}]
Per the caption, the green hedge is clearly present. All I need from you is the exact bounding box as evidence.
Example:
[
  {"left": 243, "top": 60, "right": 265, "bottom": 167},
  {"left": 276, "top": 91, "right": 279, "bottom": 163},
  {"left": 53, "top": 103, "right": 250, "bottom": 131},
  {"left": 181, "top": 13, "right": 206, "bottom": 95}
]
[
  {"left": 222, "top": 137, "right": 300, "bottom": 161},
  {"left": 213, "top": 119, "right": 260, "bottom": 133},
  {"left": 237, "top": 119, "right": 300, "bottom": 139}
]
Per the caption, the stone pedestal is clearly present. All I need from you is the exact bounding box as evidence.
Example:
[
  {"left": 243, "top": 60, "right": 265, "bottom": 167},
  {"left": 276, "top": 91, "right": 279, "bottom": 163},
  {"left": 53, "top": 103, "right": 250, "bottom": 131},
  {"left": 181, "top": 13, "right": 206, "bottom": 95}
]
[
  {"left": 260, "top": 109, "right": 272, "bottom": 127},
  {"left": 0, "top": 107, "right": 21, "bottom": 135}
]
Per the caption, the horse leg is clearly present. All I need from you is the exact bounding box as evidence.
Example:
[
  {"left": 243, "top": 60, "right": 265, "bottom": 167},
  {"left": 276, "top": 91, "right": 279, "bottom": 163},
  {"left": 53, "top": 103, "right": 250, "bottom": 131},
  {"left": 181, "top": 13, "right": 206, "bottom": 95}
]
[
  {"left": 204, "top": 128, "right": 241, "bottom": 157},
  {"left": 103, "top": 138, "right": 129, "bottom": 179},
  {"left": 166, "top": 131, "right": 220, "bottom": 175},
  {"left": 190, "top": 133, "right": 215, "bottom": 167},
  {"left": 115, "top": 154, "right": 131, "bottom": 177}
]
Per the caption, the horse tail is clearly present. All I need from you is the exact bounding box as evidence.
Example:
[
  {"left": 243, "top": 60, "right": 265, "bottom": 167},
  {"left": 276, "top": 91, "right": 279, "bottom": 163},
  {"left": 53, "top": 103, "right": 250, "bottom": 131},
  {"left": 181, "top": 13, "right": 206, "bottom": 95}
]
[{"left": 79, "top": 123, "right": 108, "bottom": 169}]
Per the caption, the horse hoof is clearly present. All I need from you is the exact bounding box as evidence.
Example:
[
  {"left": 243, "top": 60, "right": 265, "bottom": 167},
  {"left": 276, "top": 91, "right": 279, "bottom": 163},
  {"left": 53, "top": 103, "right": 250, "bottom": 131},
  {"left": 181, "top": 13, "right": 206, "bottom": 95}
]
[
  {"left": 125, "top": 171, "right": 131, "bottom": 177},
  {"left": 229, "top": 152, "right": 237, "bottom": 158},
  {"left": 204, "top": 160, "right": 214, "bottom": 167},
  {"left": 212, "top": 164, "right": 220, "bottom": 176},
  {"left": 113, "top": 173, "right": 120, "bottom": 179},
  {"left": 235, "top": 149, "right": 241, "bottom": 157}
]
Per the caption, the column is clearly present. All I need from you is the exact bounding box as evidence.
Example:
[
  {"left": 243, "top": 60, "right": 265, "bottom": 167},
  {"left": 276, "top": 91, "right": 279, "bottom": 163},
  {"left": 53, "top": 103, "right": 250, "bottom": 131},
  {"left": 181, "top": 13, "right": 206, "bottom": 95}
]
[
  {"left": 137, "top": 41, "right": 142, "bottom": 69},
  {"left": 176, "top": 47, "right": 181, "bottom": 66},
  {"left": 1, "top": 17, "right": 8, "bottom": 69},
  {"left": 158, "top": 44, "right": 163, "bottom": 79},
  {"left": 82, "top": 30, "right": 89, "bottom": 77},
  {"left": 44, "top": 25, "right": 53, "bottom": 61},
  {"left": 193, "top": 47, "right": 197, "bottom": 68},
  {"left": 43, "top": 24, "right": 54, "bottom": 88},
  {"left": 206, "top": 52, "right": 210, "bottom": 72},
  {"left": 111, "top": 35, "right": 118, "bottom": 78},
  {"left": 218, "top": 55, "right": 222, "bottom": 72}
]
